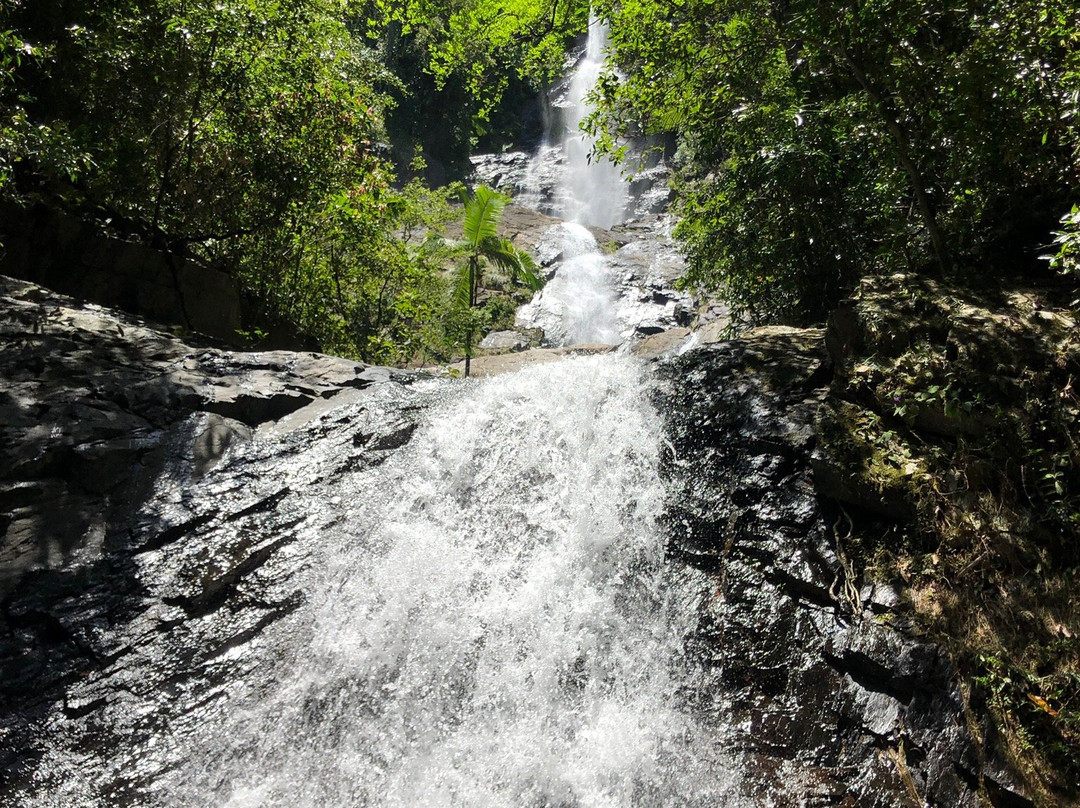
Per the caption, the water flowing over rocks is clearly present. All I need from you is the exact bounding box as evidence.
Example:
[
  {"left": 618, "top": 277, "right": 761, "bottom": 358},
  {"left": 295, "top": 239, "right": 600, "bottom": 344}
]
[
  {"left": 0, "top": 13, "right": 1048, "bottom": 802},
  {"left": 512, "top": 218, "right": 696, "bottom": 348},
  {"left": 470, "top": 148, "right": 672, "bottom": 225},
  {"left": 0, "top": 274, "right": 1035, "bottom": 806}
]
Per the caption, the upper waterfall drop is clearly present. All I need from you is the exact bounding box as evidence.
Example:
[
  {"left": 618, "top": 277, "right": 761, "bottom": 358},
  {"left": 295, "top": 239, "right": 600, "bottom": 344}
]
[
  {"left": 557, "top": 16, "right": 629, "bottom": 229},
  {"left": 513, "top": 16, "right": 637, "bottom": 347},
  {"left": 519, "top": 15, "right": 629, "bottom": 231}
]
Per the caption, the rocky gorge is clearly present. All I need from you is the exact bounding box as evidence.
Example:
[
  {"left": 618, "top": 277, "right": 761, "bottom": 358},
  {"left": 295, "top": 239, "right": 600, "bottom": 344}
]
[
  {"left": 1, "top": 267, "right": 1065, "bottom": 806},
  {"left": 1, "top": 14, "right": 1077, "bottom": 807}
]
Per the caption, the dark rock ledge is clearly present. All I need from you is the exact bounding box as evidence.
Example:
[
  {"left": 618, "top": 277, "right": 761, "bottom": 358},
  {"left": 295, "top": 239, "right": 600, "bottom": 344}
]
[
  {"left": 0, "top": 276, "right": 427, "bottom": 805},
  {"left": 654, "top": 324, "right": 1033, "bottom": 808}
]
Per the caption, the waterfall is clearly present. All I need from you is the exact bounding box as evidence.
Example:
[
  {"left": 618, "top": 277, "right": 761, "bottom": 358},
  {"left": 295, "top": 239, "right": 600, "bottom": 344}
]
[
  {"left": 164, "top": 17, "right": 738, "bottom": 808},
  {"left": 519, "top": 16, "right": 629, "bottom": 230},
  {"left": 168, "top": 358, "right": 735, "bottom": 807},
  {"left": 515, "top": 222, "right": 621, "bottom": 346},
  {"left": 557, "top": 17, "right": 629, "bottom": 230},
  {"left": 515, "top": 16, "right": 632, "bottom": 347}
]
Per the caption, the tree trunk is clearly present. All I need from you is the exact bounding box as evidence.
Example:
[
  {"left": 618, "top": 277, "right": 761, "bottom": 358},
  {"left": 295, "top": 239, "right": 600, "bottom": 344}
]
[
  {"left": 840, "top": 49, "right": 951, "bottom": 273},
  {"left": 464, "top": 258, "right": 478, "bottom": 378}
]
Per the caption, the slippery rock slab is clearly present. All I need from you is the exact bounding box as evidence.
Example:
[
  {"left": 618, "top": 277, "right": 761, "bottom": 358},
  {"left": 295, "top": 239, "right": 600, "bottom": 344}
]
[
  {"left": 0, "top": 276, "right": 418, "bottom": 592},
  {"left": 654, "top": 331, "right": 1013, "bottom": 808},
  {"left": 631, "top": 327, "right": 691, "bottom": 360},
  {"left": 0, "top": 277, "right": 407, "bottom": 597},
  {"left": 444, "top": 344, "right": 616, "bottom": 378},
  {"left": 478, "top": 330, "right": 531, "bottom": 351},
  {"left": 0, "top": 276, "right": 433, "bottom": 807},
  {"left": 471, "top": 147, "right": 673, "bottom": 222},
  {"left": 515, "top": 217, "right": 698, "bottom": 348}
]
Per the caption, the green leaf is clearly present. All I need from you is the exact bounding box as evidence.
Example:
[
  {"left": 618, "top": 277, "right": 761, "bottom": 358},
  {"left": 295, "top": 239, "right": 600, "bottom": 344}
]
[
  {"left": 462, "top": 185, "right": 508, "bottom": 248},
  {"left": 451, "top": 263, "right": 471, "bottom": 311}
]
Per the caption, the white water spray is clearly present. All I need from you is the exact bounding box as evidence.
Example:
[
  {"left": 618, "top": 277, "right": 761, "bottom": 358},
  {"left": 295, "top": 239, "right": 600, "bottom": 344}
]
[
  {"left": 516, "top": 17, "right": 632, "bottom": 347},
  {"left": 162, "top": 15, "right": 742, "bottom": 807},
  {"left": 516, "top": 222, "right": 621, "bottom": 345},
  {"left": 168, "top": 357, "right": 735, "bottom": 807},
  {"left": 558, "top": 18, "right": 629, "bottom": 229}
]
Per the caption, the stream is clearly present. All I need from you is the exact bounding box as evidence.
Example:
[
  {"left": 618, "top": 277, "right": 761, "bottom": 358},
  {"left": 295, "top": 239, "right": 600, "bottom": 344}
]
[
  {"left": 166, "top": 356, "right": 736, "bottom": 807},
  {"left": 0, "top": 15, "right": 999, "bottom": 808}
]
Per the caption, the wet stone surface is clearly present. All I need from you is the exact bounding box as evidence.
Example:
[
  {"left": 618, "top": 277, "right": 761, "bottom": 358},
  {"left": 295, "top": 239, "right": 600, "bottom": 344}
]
[
  {"left": 655, "top": 330, "right": 1029, "bottom": 808},
  {"left": 0, "top": 275, "right": 1033, "bottom": 807},
  {"left": 0, "top": 277, "right": 433, "bottom": 805}
]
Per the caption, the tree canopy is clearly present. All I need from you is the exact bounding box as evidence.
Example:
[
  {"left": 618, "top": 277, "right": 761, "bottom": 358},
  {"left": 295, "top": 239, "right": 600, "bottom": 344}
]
[
  {"left": 0, "top": 0, "right": 587, "bottom": 361},
  {"left": 4, "top": 0, "right": 1079, "bottom": 346},
  {"left": 589, "top": 0, "right": 1080, "bottom": 324}
]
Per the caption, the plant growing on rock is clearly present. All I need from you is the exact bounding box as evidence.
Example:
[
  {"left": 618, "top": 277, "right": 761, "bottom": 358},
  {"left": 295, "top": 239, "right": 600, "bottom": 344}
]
[{"left": 451, "top": 185, "right": 542, "bottom": 377}]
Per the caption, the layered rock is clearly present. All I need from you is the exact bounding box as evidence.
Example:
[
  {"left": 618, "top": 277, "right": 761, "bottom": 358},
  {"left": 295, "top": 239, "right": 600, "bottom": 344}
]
[
  {"left": 655, "top": 326, "right": 1032, "bottom": 808},
  {"left": 0, "top": 276, "right": 429, "bottom": 805}
]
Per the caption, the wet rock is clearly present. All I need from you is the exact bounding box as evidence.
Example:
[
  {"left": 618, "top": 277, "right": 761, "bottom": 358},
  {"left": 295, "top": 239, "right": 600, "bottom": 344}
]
[
  {"left": 631, "top": 327, "right": 691, "bottom": 360},
  {"left": 656, "top": 330, "right": 1011, "bottom": 808},
  {"left": 608, "top": 234, "right": 695, "bottom": 339},
  {"left": 0, "top": 271, "right": 1040, "bottom": 807},
  {"left": 0, "top": 276, "right": 431, "bottom": 806},
  {"left": 446, "top": 344, "right": 617, "bottom": 378},
  {"left": 478, "top": 330, "right": 530, "bottom": 351},
  {"left": 471, "top": 144, "right": 673, "bottom": 222}
]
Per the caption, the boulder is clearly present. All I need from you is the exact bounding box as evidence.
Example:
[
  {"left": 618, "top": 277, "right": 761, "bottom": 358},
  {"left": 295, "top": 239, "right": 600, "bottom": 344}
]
[{"left": 478, "top": 330, "right": 530, "bottom": 351}]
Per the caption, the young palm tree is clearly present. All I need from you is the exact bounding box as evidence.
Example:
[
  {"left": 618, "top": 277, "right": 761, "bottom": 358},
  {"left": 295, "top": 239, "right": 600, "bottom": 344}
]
[{"left": 454, "top": 185, "right": 543, "bottom": 377}]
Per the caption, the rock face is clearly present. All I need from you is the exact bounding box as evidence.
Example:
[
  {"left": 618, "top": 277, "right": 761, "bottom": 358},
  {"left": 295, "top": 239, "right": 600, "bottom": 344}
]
[
  {"left": 0, "top": 204, "right": 319, "bottom": 351},
  {"left": 0, "top": 276, "right": 429, "bottom": 805},
  {"left": 476, "top": 330, "right": 532, "bottom": 351},
  {"left": 0, "top": 275, "right": 1037, "bottom": 807},
  {"left": 654, "top": 327, "right": 1030, "bottom": 808},
  {"left": 471, "top": 148, "right": 673, "bottom": 224},
  {"left": 0, "top": 204, "right": 318, "bottom": 351}
]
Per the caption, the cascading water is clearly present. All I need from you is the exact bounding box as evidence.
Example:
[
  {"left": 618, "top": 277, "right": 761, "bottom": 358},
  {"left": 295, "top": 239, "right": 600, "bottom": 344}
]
[
  {"left": 515, "top": 222, "right": 621, "bottom": 346},
  {"left": 557, "top": 17, "right": 629, "bottom": 230},
  {"left": 515, "top": 16, "right": 632, "bottom": 347},
  {"left": 165, "top": 15, "right": 739, "bottom": 807},
  {"left": 519, "top": 17, "right": 629, "bottom": 230},
  {"left": 167, "top": 358, "right": 736, "bottom": 807}
]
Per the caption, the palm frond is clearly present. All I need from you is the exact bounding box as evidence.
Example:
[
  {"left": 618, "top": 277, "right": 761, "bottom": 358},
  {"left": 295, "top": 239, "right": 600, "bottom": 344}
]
[
  {"left": 462, "top": 185, "right": 508, "bottom": 248},
  {"left": 482, "top": 237, "right": 544, "bottom": 291},
  {"left": 451, "top": 263, "right": 472, "bottom": 311}
]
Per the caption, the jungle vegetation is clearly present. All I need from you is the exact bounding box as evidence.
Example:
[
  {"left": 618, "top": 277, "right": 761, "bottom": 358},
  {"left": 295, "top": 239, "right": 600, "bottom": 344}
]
[
  {"left": 0, "top": 0, "right": 577, "bottom": 363},
  {"left": 588, "top": 0, "right": 1080, "bottom": 324},
  {"left": 4, "top": 0, "right": 1078, "bottom": 347},
  {"left": 2, "top": 0, "right": 1079, "bottom": 801}
]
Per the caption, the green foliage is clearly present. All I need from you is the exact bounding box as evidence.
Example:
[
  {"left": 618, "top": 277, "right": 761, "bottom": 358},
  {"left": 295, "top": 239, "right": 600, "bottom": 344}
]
[
  {"left": 244, "top": 176, "right": 465, "bottom": 365},
  {"left": 590, "top": 0, "right": 1080, "bottom": 325},
  {"left": 362, "top": 0, "right": 588, "bottom": 121},
  {"left": 826, "top": 274, "right": 1080, "bottom": 803},
  {"left": 1044, "top": 206, "right": 1080, "bottom": 283},
  {"left": 0, "top": 0, "right": 489, "bottom": 363},
  {"left": 356, "top": 0, "right": 589, "bottom": 176},
  {"left": 450, "top": 185, "right": 541, "bottom": 375},
  {"left": 483, "top": 293, "right": 518, "bottom": 332},
  {"left": 0, "top": 29, "right": 87, "bottom": 195},
  {"left": 2, "top": 0, "right": 392, "bottom": 246}
]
